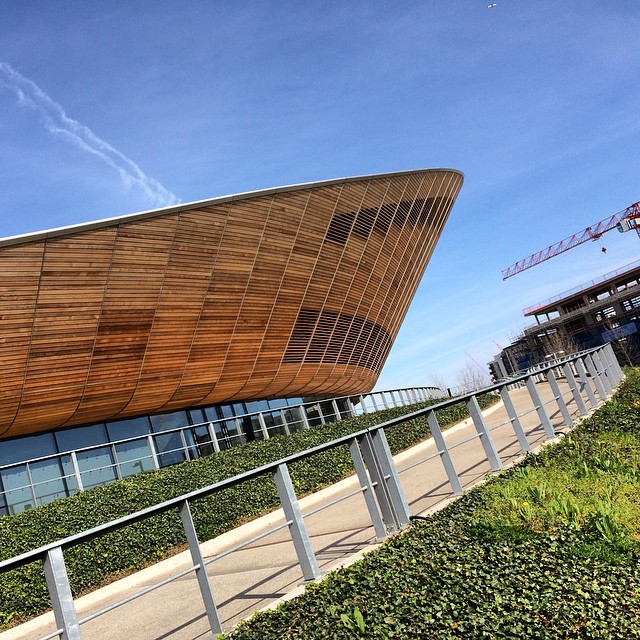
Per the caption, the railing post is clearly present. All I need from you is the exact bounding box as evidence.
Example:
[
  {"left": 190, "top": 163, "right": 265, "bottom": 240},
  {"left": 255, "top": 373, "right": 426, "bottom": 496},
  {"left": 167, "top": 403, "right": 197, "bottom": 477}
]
[
  {"left": 257, "top": 412, "right": 270, "bottom": 439},
  {"left": 179, "top": 429, "right": 191, "bottom": 461},
  {"left": 368, "top": 427, "right": 411, "bottom": 528},
  {"left": 69, "top": 451, "right": 84, "bottom": 493},
  {"left": 359, "top": 395, "right": 367, "bottom": 413},
  {"left": 358, "top": 432, "right": 399, "bottom": 533},
  {"left": 466, "top": 395, "right": 503, "bottom": 471},
  {"left": 600, "top": 344, "right": 616, "bottom": 383},
  {"left": 331, "top": 399, "right": 341, "bottom": 421},
  {"left": 25, "top": 462, "right": 38, "bottom": 508},
  {"left": 427, "top": 410, "right": 463, "bottom": 494},
  {"left": 606, "top": 343, "right": 623, "bottom": 381},
  {"left": 563, "top": 362, "right": 588, "bottom": 415},
  {"left": 147, "top": 435, "right": 160, "bottom": 469},
  {"left": 607, "top": 342, "right": 623, "bottom": 384},
  {"left": 575, "top": 357, "right": 598, "bottom": 408},
  {"left": 591, "top": 350, "right": 612, "bottom": 395},
  {"left": 370, "top": 394, "right": 379, "bottom": 411},
  {"left": 525, "top": 376, "right": 556, "bottom": 439},
  {"left": 111, "top": 445, "right": 122, "bottom": 480},
  {"left": 179, "top": 500, "right": 223, "bottom": 634},
  {"left": 298, "top": 406, "right": 310, "bottom": 429},
  {"left": 545, "top": 369, "right": 573, "bottom": 427},
  {"left": 349, "top": 437, "right": 386, "bottom": 540},
  {"left": 272, "top": 463, "right": 320, "bottom": 581},
  {"left": 44, "top": 546, "right": 82, "bottom": 640},
  {"left": 585, "top": 354, "right": 607, "bottom": 401},
  {"left": 282, "top": 413, "right": 291, "bottom": 436},
  {"left": 498, "top": 386, "right": 531, "bottom": 452},
  {"left": 380, "top": 392, "right": 389, "bottom": 409},
  {"left": 207, "top": 423, "right": 221, "bottom": 454}
]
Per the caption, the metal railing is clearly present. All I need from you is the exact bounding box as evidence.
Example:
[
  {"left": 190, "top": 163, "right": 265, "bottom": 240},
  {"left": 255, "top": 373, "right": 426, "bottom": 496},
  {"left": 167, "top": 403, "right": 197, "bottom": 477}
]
[
  {"left": 0, "top": 386, "right": 439, "bottom": 516},
  {"left": 0, "top": 344, "right": 622, "bottom": 639}
]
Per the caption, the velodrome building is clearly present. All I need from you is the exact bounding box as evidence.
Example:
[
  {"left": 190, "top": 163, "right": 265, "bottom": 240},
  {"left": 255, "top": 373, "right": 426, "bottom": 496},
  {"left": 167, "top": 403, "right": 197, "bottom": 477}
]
[{"left": 0, "top": 168, "right": 463, "bottom": 514}]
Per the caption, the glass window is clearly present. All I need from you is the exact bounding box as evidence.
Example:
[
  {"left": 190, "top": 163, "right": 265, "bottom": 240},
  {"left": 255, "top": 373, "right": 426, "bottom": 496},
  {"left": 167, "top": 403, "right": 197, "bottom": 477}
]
[
  {"left": 304, "top": 404, "right": 323, "bottom": 427},
  {"left": 320, "top": 401, "right": 338, "bottom": 422},
  {"left": 55, "top": 423, "right": 109, "bottom": 453},
  {"left": 218, "top": 404, "right": 236, "bottom": 419},
  {"left": 0, "top": 432, "right": 58, "bottom": 466},
  {"left": 107, "top": 416, "right": 152, "bottom": 441},
  {"left": 154, "top": 432, "right": 186, "bottom": 468},
  {"left": 245, "top": 399, "right": 270, "bottom": 413},
  {"left": 250, "top": 416, "right": 265, "bottom": 440},
  {"left": 231, "top": 403, "right": 247, "bottom": 417},
  {"left": 29, "top": 458, "right": 70, "bottom": 505},
  {"left": 267, "top": 398, "right": 289, "bottom": 410},
  {"left": 204, "top": 406, "right": 223, "bottom": 421},
  {"left": 150, "top": 411, "right": 189, "bottom": 434},
  {"left": 115, "top": 438, "right": 156, "bottom": 477},
  {"left": 188, "top": 408, "right": 207, "bottom": 425},
  {"left": 76, "top": 446, "right": 117, "bottom": 490},
  {"left": 0, "top": 476, "right": 7, "bottom": 517},
  {"left": 214, "top": 419, "right": 245, "bottom": 449},
  {"left": 186, "top": 426, "right": 215, "bottom": 459},
  {"left": 0, "top": 465, "right": 34, "bottom": 514},
  {"left": 264, "top": 412, "right": 287, "bottom": 437},
  {"left": 287, "top": 407, "right": 308, "bottom": 432}
]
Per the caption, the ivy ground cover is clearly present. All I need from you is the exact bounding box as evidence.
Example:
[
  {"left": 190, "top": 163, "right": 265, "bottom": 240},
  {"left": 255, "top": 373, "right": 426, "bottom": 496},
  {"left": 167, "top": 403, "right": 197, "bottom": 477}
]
[{"left": 224, "top": 371, "right": 640, "bottom": 639}]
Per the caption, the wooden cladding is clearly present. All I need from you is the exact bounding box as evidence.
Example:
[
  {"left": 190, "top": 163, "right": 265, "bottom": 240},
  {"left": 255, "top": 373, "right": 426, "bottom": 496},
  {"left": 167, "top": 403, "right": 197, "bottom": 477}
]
[{"left": 0, "top": 169, "right": 463, "bottom": 439}]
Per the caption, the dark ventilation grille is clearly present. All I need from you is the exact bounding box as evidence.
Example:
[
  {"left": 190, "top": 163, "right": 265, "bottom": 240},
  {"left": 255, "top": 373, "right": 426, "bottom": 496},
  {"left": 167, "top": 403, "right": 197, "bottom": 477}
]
[
  {"left": 326, "top": 212, "right": 355, "bottom": 244},
  {"left": 284, "top": 308, "right": 392, "bottom": 369},
  {"left": 324, "top": 197, "right": 452, "bottom": 245}
]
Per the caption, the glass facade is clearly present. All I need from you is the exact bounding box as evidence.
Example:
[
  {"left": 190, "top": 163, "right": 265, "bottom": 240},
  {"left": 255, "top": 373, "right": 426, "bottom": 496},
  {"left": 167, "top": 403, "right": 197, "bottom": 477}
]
[
  {"left": 0, "top": 388, "right": 433, "bottom": 517},
  {"left": 0, "top": 396, "right": 306, "bottom": 515}
]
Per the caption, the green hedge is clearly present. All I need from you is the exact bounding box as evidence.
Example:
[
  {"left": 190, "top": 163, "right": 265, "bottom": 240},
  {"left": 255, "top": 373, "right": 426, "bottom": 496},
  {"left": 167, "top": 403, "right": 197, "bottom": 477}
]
[
  {"left": 224, "top": 372, "right": 640, "bottom": 639},
  {"left": 0, "top": 394, "right": 496, "bottom": 626}
]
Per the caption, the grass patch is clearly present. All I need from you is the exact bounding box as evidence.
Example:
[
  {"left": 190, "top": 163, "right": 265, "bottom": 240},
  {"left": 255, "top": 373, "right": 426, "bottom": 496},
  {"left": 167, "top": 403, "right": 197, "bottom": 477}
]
[{"left": 224, "top": 370, "right": 640, "bottom": 639}]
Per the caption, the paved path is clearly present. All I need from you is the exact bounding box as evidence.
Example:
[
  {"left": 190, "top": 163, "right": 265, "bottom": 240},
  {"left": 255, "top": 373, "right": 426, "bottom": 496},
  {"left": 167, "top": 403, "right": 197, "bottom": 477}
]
[{"left": 3, "top": 378, "right": 604, "bottom": 640}]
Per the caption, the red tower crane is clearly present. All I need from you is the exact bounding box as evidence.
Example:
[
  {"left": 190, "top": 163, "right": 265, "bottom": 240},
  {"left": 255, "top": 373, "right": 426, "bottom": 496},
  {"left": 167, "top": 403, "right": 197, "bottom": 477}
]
[{"left": 502, "top": 201, "right": 640, "bottom": 280}]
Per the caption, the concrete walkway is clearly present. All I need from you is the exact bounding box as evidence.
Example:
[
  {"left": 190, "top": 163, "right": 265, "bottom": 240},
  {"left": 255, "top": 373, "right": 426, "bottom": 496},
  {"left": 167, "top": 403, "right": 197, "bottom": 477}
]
[{"left": 2, "top": 379, "right": 603, "bottom": 640}]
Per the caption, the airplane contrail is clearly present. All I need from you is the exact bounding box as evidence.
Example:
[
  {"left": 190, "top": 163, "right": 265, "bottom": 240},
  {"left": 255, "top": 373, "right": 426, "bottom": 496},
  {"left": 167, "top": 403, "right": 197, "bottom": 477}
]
[{"left": 0, "top": 62, "right": 180, "bottom": 208}]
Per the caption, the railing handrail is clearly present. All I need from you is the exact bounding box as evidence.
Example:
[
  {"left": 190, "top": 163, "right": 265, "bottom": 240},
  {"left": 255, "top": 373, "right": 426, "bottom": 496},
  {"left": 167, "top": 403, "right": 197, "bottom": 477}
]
[
  {"left": 0, "top": 346, "right": 605, "bottom": 573},
  {"left": 0, "top": 344, "right": 621, "bottom": 640}
]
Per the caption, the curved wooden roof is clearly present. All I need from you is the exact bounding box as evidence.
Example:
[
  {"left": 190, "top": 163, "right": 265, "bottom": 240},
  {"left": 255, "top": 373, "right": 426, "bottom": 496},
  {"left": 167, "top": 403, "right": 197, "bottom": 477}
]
[{"left": 0, "top": 169, "right": 463, "bottom": 439}]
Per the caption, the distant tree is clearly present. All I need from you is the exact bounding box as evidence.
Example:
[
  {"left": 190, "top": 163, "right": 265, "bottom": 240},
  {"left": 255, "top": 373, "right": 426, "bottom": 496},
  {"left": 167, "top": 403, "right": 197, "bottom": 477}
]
[
  {"left": 601, "top": 321, "right": 640, "bottom": 366},
  {"left": 456, "top": 362, "right": 490, "bottom": 392},
  {"left": 614, "top": 335, "right": 640, "bottom": 366},
  {"left": 427, "top": 373, "right": 449, "bottom": 397},
  {"left": 542, "top": 329, "right": 579, "bottom": 360}
]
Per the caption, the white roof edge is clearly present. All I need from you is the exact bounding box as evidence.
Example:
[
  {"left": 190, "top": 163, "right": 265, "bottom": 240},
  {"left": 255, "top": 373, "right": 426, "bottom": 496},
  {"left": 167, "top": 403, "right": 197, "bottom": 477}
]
[{"left": 0, "top": 168, "right": 463, "bottom": 248}]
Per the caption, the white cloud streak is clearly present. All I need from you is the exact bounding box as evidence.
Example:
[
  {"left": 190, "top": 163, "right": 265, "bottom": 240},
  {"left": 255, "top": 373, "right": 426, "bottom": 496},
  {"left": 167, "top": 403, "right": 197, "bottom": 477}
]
[{"left": 0, "top": 62, "right": 179, "bottom": 208}]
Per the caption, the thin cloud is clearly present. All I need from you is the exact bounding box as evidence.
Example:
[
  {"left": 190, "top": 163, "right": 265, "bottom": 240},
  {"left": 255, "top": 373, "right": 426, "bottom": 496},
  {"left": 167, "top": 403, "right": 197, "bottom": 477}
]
[{"left": 0, "top": 62, "right": 179, "bottom": 208}]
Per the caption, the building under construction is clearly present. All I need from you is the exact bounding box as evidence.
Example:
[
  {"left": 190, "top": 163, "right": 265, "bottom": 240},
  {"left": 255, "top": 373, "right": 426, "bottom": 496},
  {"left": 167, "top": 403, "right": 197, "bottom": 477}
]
[{"left": 490, "top": 259, "right": 640, "bottom": 378}]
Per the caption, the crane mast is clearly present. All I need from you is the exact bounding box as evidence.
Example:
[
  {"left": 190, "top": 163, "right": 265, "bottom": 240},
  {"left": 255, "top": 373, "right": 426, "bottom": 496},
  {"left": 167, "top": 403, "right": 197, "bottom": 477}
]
[{"left": 502, "top": 201, "right": 640, "bottom": 280}]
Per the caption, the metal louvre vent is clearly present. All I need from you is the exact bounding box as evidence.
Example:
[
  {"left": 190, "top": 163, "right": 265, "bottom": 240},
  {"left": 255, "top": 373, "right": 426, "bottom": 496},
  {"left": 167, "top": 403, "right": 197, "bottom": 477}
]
[
  {"left": 324, "top": 197, "right": 452, "bottom": 246},
  {"left": 283, "top": 308, "right": 392, "bottom": 369}
]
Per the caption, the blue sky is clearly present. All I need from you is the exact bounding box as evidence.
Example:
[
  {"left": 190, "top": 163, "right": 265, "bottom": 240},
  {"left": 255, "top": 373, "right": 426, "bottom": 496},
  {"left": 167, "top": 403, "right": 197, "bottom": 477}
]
[{"left": 1, "top": 1, "right": 639, "bottom": 390}]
